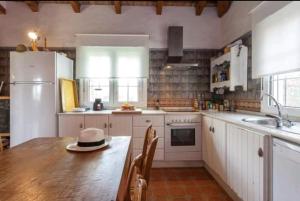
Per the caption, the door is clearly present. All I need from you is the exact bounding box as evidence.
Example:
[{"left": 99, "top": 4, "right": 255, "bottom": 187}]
[
  {"left": 10, "top": 52, "right": 56, "bottom": 82},
  {"left": 10, "top": 83, "right": 56, "bottom": 147},
  {"left": 84, "top": 115, "right": 109, "bottom": 135},
  {"left": 202, "top": 116, "right": 212, "bottom": 165},
  {"left": 212, "top": 119, "right": 227, "bottom": 182},
  {"left": 58, "top": 115, "right": 84, "bottom": 137},
  {"left": 165, "top": 123, "right": 201, "bottom": 153},
  {"left": 227, "top": 124, "right": 265, "bottom": 201},
  {"left": 108, "top": 115, "right": 132, "bottom": 136}
]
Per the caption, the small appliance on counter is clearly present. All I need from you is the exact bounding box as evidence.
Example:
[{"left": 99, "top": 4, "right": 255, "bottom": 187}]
[{"left": 93, "top": 99, "right": 103, "bottom": 111}]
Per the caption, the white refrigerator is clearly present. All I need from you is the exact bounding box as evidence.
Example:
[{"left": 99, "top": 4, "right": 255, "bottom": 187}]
[{"left": 10, "top": 52, "right": 73, "bottom": 147}]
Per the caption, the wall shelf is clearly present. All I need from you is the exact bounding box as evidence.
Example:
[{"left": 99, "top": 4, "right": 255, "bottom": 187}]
[{"left": 210, "top": 45, "right": 248, "bottom": 92}]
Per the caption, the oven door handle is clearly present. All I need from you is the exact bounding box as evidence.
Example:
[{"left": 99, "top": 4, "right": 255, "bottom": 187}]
[{"left": 166, "top": 123, "right": 200, "bottom": 127}]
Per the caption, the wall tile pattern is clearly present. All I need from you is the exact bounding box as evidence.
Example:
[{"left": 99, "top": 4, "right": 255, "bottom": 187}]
[{"left": 148, "top": 49, "right": 219, "bottom": 107}]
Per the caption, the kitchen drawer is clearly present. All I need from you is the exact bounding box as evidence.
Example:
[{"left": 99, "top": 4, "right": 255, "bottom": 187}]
[
  {"left": 133, "top": 137, "right": 164, "bottom": 149},
  {"left": 133, "top": 149, "right": 164, "bottom": 161},
  {"left": 133, "top": 126, "right": 164, "bottom": 138},
  {"left": 133, "top": 115, "right": 164, "bottom": 127}
]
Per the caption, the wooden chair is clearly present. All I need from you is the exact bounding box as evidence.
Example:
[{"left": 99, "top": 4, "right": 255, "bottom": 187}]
[
  {"left": 138, "top": 125, "right": 157, "bottom": 173},
  {"left": 0, "top": 137, "right": 9, "bottom": 152},
  {"left": 124, "top": 129, "right": 158, "bottom": 201},
  {"left": 0, "top": 138, "right": 3, "bottom": 152},
  {"left": 132, "top": 175, "right": 147, "bottom": 201}
]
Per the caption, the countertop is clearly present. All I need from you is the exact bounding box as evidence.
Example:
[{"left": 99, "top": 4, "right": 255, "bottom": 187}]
[
  {"left": 200, "top": 111, "right": 300, "bottom": 145},
  {"left": 58, "top": 110, "right": 203, "bottom": 115}
]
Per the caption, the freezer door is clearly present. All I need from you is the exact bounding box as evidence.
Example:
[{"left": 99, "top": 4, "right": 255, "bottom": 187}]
[
  {"left": 10, "top": 52, "right": 56, "bottom": 82},
  {"left": 10, "top": 83, "right": 56, "bottom": 147}
]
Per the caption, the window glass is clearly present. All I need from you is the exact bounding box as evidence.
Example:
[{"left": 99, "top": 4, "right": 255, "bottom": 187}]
[
  {"left": 117, "top": 79, "right": 139, "bottom": 102},
  {"left": 89, "top": 79, "right": 110, "bottom": 102},
  {"left": 269, "top": 71, "right": 300, "bottom": 108}
]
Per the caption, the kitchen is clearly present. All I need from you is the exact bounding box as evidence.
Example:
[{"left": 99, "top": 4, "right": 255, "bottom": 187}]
[{"left": 1, "top": 1, "right": 300, "bottom": 201}]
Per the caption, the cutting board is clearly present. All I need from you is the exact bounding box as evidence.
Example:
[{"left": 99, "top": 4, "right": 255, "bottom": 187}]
[
  {"left": 60, "top": 79, "right": 79, "bottom": 112},
  {"left": 112, "top": 109, "right": 142, "bottom": 114}
]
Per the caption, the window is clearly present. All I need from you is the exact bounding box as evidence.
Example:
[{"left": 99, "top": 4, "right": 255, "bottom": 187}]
[
  {"left": 80, "top": 78, "right": 147, "bottom": 108},
  {"left": 262, "top": 71, "right": 300, "bottom": 117},
  {"left": 76, "top": 46, "right": 149, "bottom": 108}
]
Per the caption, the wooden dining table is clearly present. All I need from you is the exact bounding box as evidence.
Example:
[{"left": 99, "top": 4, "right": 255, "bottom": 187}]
[{"left": 0, "top": 136, "right": 132, "bottom": 201}]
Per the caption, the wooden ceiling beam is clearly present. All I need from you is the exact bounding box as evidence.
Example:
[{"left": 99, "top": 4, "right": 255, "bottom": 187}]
[
  {"left": 217, "top": 1, "right": 231, "bottom": 17},
  {"left": 195, "top": 1, "right": 207, "bottom": 16},
  {"left": 70, "top": 1, "right": 80, "bottom": 13},
  {"left": 156, "top": 1, "right": 163, "bottom": 15},
  {"left": 114, "top": 1, "right": 121, "bottom": 14},
  {"left": 25, "top": 1, "right": 39, "bottom": 12},
  {"left": 0, "top": 3, "right": 6, "bottom": 15}
]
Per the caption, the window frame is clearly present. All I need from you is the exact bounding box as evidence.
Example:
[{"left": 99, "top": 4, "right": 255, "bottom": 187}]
[
  {"left": 261, "top": 76, "right": 300, "bottom": 118},
  {"left": 79, "top": 78, "right": 147, "bottom": 109}
]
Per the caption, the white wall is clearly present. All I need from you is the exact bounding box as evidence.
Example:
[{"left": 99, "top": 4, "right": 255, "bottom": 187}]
[
  {"left": 220, "top": 1, "right": 262, "bottom": 47},
  {"left": 0, "top": 1, "right": 221, "bottom": 48}
]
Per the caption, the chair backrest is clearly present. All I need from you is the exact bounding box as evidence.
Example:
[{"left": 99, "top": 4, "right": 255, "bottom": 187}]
[
  {"left": 133, "top": 175, "right": 147, "bottom": 201},
  {"left": 123, "top": 131, "right": 158, "bottom": 201},
  {"left": 141, "top": 125, "right": 156, "bottom": 158},
  {"left": 141, "top": 135, "right": 158, "bottom": 183}
]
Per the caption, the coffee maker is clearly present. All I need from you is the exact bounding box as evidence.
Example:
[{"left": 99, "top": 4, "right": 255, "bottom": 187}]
[{"left": 93, "top": 99, "right": 103, "bottom": 111}]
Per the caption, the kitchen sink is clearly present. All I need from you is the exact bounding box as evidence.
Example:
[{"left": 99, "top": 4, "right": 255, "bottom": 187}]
[
  {"left": 242, "top": 117, "right": 278, "bottom": 128},
  {"left": 242, "top": 117, "right": 300, "bottom": 135}
]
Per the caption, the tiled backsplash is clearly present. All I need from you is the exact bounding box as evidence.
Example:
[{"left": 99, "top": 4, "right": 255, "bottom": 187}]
[
  {"left": 148, "top": 49, "right": 219, "bottom": 107},
  {"left": 223, "top": 32, "right": 261, "bottom": 112}
]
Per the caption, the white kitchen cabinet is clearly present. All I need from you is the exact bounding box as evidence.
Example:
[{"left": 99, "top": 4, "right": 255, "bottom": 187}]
[
  {"left": 202, "top": 116, "right": 213, "bottom": 166},
  {"left": 132, "top": 115, "right": 165, "bottom": 161},
  {"left": 84, "top": 115, "right": 109, "bottom": 135},
  {"left": 58, "top": 115, "right": 84, "bottom": 137},
  {"left": 133, "top": 115, "right": 164, "bottom": 127},
  {"left": 227, "top": 123, "right": 265, "bottom": 201},
  {"left": 133, "top": 126, "right": 164, "bottom": 138},
  {"left": 108, "top": 115, "right": 133, "bottom": 136},
  {"left": 202, "top": 116, "right": 227, "bottom": 182}
]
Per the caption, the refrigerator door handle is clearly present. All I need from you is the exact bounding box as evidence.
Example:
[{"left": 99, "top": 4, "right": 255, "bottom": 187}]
[{"left": 10, "top": 81, "right": 54, "bottom": 85}]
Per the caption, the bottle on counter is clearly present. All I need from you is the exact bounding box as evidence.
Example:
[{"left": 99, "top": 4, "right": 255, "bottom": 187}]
[{"left": 155, "top": 99, "right": 160, "bottom": 110}]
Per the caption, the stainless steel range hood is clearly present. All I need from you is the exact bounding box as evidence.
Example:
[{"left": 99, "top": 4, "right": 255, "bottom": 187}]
[{"left": 165, "top": 26, "right": 199, "bottom": 69}]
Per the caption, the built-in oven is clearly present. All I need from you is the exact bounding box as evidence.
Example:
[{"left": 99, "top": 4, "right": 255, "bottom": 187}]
[{"left": 165, "top": 115, "right": 202, "bottom": 161}]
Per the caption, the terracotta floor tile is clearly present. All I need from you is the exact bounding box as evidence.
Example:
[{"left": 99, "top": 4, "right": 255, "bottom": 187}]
[{"left": 147, "top": 168, "right": 232, "bottom": 201}]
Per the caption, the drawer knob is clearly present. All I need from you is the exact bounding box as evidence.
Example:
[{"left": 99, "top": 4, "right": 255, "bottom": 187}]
[
  {"left": 258, "top": 147, "right": 263, "bottom": 157},
  {"left": 145, "top": 120, "right": 151, "bottom": 123}
]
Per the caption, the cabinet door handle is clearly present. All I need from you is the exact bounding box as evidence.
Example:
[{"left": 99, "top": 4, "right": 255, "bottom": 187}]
[
  {"left": 79, "top": 123, "right": 83, "bottom": 129},
  {"left": 209, "top": 126, "right": 212, "bottom": 132},
  {"left": 145, "top": 120, "right": 151, "bottom": 123},
  {"left": 212, "top": 127, "right": 215, "bottom": 133},
  {"left": 104, "top": 123, "right": 107, "bottom": 128},
  {"left": 109, "top": 123, "right": 112, "bottom": 128},
  {"left": 258, "top": 147, "right": 263, "bottom": 157}
]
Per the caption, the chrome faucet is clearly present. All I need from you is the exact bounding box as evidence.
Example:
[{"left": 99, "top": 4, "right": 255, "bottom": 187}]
[{"left": 261, "top": 92, "right": 283, "bottom": 128}]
